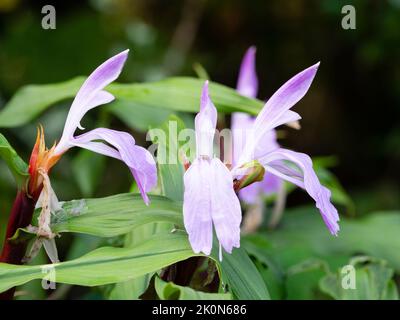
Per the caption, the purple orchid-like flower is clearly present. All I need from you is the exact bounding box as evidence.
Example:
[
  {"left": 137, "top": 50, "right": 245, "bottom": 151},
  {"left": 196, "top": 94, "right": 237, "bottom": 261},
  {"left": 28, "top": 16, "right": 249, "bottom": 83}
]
[
  {"left": 25, "top": 50, "right": 157, "bottom": 261},
  {"left": 232, "top": 46, "right": 282, "bottom": 205},
  {"left": 43, "top": 50, "right": 157, "bottom": 205},
  {"left": 183, "top": 81, "right": 242, "bottom": 258},
  {"left": 184, "top": 62, "right": 340, "bottom": 258}
]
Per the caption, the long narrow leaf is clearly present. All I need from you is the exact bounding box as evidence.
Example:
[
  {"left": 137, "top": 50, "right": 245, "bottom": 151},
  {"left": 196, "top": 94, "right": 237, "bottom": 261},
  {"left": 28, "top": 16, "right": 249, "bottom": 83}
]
[
  {"left": 0, "top": 77, "right": 263, "bottom": 128},
  {"left": 0, "top": 133, "right": 29, "bottom": 187}
]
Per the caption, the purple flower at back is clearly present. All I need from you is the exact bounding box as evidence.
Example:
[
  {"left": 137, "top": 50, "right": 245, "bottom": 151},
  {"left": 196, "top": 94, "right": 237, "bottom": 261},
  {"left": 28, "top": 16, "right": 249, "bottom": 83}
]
[{"left": 232, "top": 47, "right": 282, "bottom": 204}]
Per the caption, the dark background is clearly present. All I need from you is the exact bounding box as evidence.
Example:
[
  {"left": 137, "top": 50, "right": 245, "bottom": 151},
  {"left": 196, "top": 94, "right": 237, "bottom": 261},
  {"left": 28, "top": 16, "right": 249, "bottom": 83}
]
[{"left": 0, "top": 0, "right": 399, "bottom": 215}]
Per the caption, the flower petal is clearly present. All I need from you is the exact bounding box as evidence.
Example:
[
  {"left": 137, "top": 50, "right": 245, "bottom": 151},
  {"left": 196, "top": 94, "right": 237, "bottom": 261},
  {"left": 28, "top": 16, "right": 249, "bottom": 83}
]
[
  {"left": 254, "top": 63, "right": 319, "bottom": 133},
  {"left": 183, "top": 158, "right": 213, "bottom": 255},
  {"left": 239, "top": 63, "right": 319, "bottom": 164},
  {"left": 210, "top": 158, "right": 242, "bottom": 253},
  {"left": 231, "top": 112, "right": 254, "bottom": 166},
  {"left": 55, "top": 50, "right": 129, "bottom": 154},
  {"left": 253, "top": 129, "right": 280, "bottom": 161},
  {"left": 261, "top": 171, "right": 282, "bottom": 194},
  {"left": 183, "top": 158, "right": 242, "bottom": 256},
  {"left": 76, "top": 91, "right": 115, "bottom": 130},
  {"left": 238, "top": 181, "right": 260, "bottom": 204},
  {"left": 232, "top": 46, "right": 258, "bottom": 165},
  {"left": 271, "top": 110, "right": 302, "bottom": 131},
  {"left": 72, "top": 128, "right": 157, "bottom": 204},
  {"left": 235, "top": 130, "right": 281, "bottom": 203},
  {"left": 259, "top": 148, "right": 340, "bottom": 235},
  {"left": 195, "top": 81, "right": 217, "bottom": 158},
  {"left": 236, "top": 46, "right": 258, "bottom": 98}
]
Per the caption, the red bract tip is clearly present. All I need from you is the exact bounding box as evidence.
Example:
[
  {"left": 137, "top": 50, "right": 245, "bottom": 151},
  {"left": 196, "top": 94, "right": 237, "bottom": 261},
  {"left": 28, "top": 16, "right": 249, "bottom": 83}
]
[{"left": 28, "top": 126, "right": 60, "bottom": 198}]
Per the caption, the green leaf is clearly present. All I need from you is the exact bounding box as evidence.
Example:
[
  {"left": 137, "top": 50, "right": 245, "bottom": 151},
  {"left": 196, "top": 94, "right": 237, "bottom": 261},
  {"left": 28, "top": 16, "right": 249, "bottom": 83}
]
[
  {"left": 192, "top": 63, "right": 210, "bottom": 80},
  {"left": 149, "top": 114, "right": 186, "bottom": 201},
  {"left": 1, "top": 229, "right": 268, "bottom": 299},
  {"left": 108, "top": 223, "right": 173, "bottom": 300},
  {"left": 107, "top": 77, "right": 262, "bottom": 115},
  {"left": 319, "top": 257, "right": 399, "bottom": 300},
  {"left": 0, "top": 77, "right": 85, "bottom": 128},
  {"left": 107, "top": 100, "right": 171, "bottom": 132},
  {"left": 0, "top": 77, "right": 263, "bottom": 128},
  {"left": 155, "top": 276, "right": 232, "bottom": 300},
  {"left": 47, "top": 194, "right": 183, "bottom": 237},
  {"left": 71, "top": 150, "right": 107, "bottom": 197},
  {"left": 0, "top": 133, "right": 29, "bottom": 187},
  {"left": 284, "top": 258, "right": 332, "bottom": 300},
  {"left": 0, "top": 231, "right": 199, "bottom": 293},
  {"left": 213, "top": 244, "right": 271, "bottom": 300},
  {"left": 12, "top": 192, "right": 270, "bottom": 299}
]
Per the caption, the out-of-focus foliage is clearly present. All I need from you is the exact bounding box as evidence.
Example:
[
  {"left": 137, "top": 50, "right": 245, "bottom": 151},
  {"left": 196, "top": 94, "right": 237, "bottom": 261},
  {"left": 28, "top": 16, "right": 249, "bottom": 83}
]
[
  {"left": 320, "top": 257, "right": 399, "bottom": 300},
  {"left": 154, "top": 276, "right": 232, "bottom": 300},
  {"left": 243, "top": 207, "right": 400, "bottom": 299}
]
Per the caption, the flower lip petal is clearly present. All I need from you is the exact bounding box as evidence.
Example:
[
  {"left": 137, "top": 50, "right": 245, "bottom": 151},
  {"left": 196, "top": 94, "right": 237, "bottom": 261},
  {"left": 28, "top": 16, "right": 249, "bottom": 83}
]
[
  {"left": 183, "top": 158, "right": 213, "bottom": 255},
  {"left": 210, "top": 158, "right": 242, "bottom": 254},
  {"left": 71, "top": 127, "right": 157, "bottom": 204},
  {"left": 183, "top": 157, "right": 242, "bottom": 256},
  {"left": 259, "top": 147, "right": 340, "bottom": 235}
]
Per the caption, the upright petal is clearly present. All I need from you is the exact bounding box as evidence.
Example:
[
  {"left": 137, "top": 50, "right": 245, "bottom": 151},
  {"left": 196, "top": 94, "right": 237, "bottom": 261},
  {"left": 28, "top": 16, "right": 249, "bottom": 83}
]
[
  {"left": 254, "top": 63, "right": 319, "bottom": 133},
  {"left": 236, "top": 46, "right": 258, "bottom": 98},
  {"left": 235, "top": 130, "right": 281, "bottom": 203},
  {"left": 210, "top": 158, "right": 242, "bottom": 253},
  {"left": 231, "top": 112, "right": 254, "bottom": 166},
  {"left": 259, "top": 148, "right": 340, "bottom": 235},
  {"left": 239, "top": 63, "right": 319, "bottom": 164},
  {"left": 195, "top": 81, "right": 217, "bottom": 158},
  {"left": 55, "top": 50, "right": 129, "bottom": 154},
  {"left": 183, "top": 158, "right": 213, "bottom": 255},
  {"left": 232, "top": 121, "right": 282, "bottom": 202},
  {"left": 253, "top": 129, "right": 280, "bottom": 161},
  {"left": 72, "top": 128, "right": 157, "bottom": 204}
]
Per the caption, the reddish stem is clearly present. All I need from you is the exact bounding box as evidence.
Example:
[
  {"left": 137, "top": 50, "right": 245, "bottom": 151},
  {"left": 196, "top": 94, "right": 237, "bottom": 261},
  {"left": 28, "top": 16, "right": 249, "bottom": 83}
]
[{"left": 0, "top": 191, "right": 36, "bottom": 300}]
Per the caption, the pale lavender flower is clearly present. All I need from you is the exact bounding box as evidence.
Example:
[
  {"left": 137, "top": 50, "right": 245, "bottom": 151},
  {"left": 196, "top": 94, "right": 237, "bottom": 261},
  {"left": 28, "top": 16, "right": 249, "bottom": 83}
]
[
  {"left": 234, "top": 62, "right": 340, "bottom": 236},
  {"left": 183, "top": 82, "right": 241, "bottom": 257},
  {"left": 232, "top": 47, "right": 282, "bottom": 204},
  {"left": 184, "top": 63, "right": 339, "bottom": 257},
  {"left": 53, "top": 50, "right": 157, "bottom": 204}
]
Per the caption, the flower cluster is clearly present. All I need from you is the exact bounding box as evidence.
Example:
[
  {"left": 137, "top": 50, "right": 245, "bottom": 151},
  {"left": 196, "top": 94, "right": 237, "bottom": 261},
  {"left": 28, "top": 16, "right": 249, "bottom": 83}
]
[
  {"left": 27, "top": 49, "right": 339, "bottom": 261},
  {"left": 183, "top": 54, "right": 339, "bottom": 258}
]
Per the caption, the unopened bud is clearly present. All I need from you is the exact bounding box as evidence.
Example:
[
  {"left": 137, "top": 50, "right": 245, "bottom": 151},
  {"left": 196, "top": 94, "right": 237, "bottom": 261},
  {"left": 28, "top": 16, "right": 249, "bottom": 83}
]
[{"left": 234, "top": 160, "right": 265, "bottom": 191}]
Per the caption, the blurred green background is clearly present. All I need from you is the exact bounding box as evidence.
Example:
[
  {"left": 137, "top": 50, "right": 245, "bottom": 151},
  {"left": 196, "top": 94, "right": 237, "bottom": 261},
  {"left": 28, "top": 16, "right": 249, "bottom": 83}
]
[{"left": 1, "top": 0, "right": 399, "bottom": 215}]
